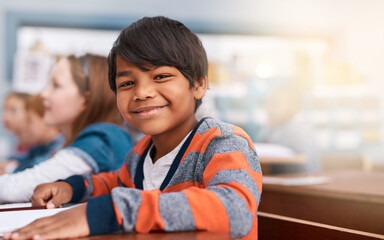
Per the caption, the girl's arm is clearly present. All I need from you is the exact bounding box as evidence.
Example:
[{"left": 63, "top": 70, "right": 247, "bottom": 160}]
[{"left": 0, "top": 149, "right": 92, "bottom": 203}]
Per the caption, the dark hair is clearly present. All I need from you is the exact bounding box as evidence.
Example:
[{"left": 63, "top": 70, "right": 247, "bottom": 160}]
[{"left": 108, "top": 16, "right": 208, "bottom": 110}]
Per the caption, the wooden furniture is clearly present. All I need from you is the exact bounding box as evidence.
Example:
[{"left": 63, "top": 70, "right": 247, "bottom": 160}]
[
  {"left": 259, "top": 170, "right": 384, "bottom": 237},
  {"left": 258, "top": 211, "right": 384, "bottom": 240}
]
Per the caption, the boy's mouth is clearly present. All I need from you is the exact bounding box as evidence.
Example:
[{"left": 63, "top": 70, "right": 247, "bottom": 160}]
[{"left": 132, "top": 106, "right": 164, "bottom": 118}]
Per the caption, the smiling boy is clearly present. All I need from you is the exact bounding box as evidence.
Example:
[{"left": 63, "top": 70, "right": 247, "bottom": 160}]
[{"left": 5, "top": 16, "right": 262, "bottom": 240}]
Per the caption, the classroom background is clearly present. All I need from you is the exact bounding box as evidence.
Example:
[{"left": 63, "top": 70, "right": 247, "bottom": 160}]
[{"left": 1, "top": 0, "right": 384, "bottom": 173}]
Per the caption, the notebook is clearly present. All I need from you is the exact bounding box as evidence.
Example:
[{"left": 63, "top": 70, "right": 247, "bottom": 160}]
[{"left": 0, "top": 203, "right": 75, "bottom": 236}]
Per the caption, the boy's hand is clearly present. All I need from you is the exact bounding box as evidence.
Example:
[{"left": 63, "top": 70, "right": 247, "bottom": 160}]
[
  {"left": 31, "top": 182, "right": 73, "bottom": 209},
  {"left": 3, "top": 203, "right": 90, "bottom": 240}
]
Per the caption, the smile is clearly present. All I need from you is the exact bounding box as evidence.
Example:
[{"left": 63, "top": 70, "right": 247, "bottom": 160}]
[{"left": 132, "top": 106, "right": 164, "bottom": 118}]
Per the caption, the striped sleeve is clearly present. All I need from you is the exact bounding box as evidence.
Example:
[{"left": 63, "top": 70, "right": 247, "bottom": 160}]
[
  {"left": 67, "top": 163, "right": 133, "bottom": 203},
  {"left": 66, "top": 137, "right": 148, "bottom": 203}
]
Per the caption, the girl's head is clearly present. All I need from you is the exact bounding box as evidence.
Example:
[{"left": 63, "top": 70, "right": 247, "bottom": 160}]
[
  {"left": 42, "top": 54, "right": 123, "bottom": 147},
  {"left": 2, "top": 92, "right": 30, "bottom": 135}
]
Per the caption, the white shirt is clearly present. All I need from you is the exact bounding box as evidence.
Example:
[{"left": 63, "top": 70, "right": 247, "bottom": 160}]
[
  {"left": 0, "top": 149, "right": 92, "bottom": 203},
  {"left": 143, "top": 132, "right": 191, "bottom": 190}
]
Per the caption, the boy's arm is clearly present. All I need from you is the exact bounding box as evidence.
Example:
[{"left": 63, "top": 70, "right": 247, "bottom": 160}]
[
  {"left": 65, "top": 163, "right": 132, "bottom": 203},
  {"left": 85, "top": 136, "right": 262, "bottom": 238}
]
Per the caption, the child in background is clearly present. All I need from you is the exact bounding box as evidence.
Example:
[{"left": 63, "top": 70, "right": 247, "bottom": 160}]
[
  {"left": 0, "top": 54, "right": 134, "bottom": 203},
  {"left": 0, "top": 94, "right": 63, "bottom": 174},
  {"left": 1, "top": 92, "right": 33, "bottom": 156},
  {"left": 5, "top": 17, "right": 262, "bottom": 240}
]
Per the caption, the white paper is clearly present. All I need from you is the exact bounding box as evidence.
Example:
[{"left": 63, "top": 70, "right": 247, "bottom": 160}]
[
  {"left": 254, "top": 143, "right": 296, "bottom": 158},
  {"left": 0, "top": 203, "right": 74, "bottom": 235},
  {"left": 0, "top": 202, "right": 32, "bottom": 209}
]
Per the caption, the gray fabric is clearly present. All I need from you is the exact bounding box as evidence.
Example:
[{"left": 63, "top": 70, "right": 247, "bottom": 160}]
[
  {"left": 111, "top": 187, "right": 142, "bottom": 232},
  {"left": 208, "top": 186, "right": 253, "bottom": 237},
  {"left": 159, "top": 192, "right": 195, "bottom": 231},
  {"left": 208, "top": 169, "right": 261, "bottom": 207}
]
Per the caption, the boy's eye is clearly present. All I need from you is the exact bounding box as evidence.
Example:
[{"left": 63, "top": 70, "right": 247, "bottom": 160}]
[
  {"left": 154, "top": 74, "right": 170, "bottom": 80},
  {"left": 118, "top": 81, "right": 134, "bottom": 88}
]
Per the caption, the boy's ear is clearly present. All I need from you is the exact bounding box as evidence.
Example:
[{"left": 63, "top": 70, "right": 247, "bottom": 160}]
[{"left": 193, "top": 76, "right": 208, "bottom": 100}]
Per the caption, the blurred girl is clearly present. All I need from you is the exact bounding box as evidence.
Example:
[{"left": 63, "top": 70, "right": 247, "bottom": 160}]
[
  {"left": 0, "top": 54, "right": 134, "bottom": 203},
  {"left": 0, "top": 94, "right": 63, "bottom": 174},
  {"left": 2, "top": 92, "right": 33, "bottom": 156}
]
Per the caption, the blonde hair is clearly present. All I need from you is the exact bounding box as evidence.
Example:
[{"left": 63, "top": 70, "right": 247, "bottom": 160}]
[{"left": 63, "top": 54, "right": 123, "bottom": 147}]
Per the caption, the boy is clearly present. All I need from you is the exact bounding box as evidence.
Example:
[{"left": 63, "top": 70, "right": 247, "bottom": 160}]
[{"left": 5, "top": 16, "right": 262, "bottom": 240}]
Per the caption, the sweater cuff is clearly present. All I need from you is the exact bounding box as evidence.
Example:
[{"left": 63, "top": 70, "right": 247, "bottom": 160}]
[
  {"left": 86, "top": 195, "right": 121, "bottom": 235},
  {"left": 62, "top": 175, "right": 86, "bottom": 203}
]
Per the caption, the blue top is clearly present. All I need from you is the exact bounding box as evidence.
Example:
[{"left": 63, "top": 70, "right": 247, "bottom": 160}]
[
  {"left": 13, "top": 135, "right": 65, "bottom": 173},
  {"left": 66, "top": 123, "right": 134, "bottom": 173}
]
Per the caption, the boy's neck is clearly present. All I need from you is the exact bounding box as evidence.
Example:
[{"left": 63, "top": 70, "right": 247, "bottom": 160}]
[{"left": 150, "top": 117, "right": 198, "bottom": 163}]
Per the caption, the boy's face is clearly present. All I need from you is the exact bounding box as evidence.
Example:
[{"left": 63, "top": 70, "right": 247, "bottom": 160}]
[{"left": 115, "top": 55, "right": 206, "bottom": 138}]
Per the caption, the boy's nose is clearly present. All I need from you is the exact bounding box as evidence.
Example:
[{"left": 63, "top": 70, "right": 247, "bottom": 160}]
[{"left": 133, "top": 82, "right": 155, "bottom": 101}]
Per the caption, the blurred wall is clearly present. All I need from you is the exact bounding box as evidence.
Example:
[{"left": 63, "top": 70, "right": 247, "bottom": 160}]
[
  {"left": 0, "top": 0, "right": 384, "bottom": 84},
  {"left": 1, "top": 0, "right": 384, "bottom": 161}
]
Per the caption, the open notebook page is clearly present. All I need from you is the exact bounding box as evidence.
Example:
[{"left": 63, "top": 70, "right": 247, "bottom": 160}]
[{"left": 0, "top": 203, "right": 76, "bottom": 236}]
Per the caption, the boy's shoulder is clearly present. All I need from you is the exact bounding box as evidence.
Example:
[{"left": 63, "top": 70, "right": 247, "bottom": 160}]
[
  {"left": 196, "top": 117, "right": 249, "bottom": 139},
  {"left": 190, "top": 117, "right": 255, "bottom": 151}
]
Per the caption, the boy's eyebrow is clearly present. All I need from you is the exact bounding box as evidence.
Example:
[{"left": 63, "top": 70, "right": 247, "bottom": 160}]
[{"left": 116, "top": 71, "right": 132, "bottom": 77}]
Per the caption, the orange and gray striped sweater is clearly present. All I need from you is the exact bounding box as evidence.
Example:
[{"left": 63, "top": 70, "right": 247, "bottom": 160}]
[{"left": 65, "top": 117, "right": 262, "bottom": 239}]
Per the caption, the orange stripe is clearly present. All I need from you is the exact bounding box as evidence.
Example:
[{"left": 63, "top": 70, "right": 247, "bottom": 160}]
[
  {"left": 203, "top": 151, "right": 262, "bottom": 193},
  {"left": 117, "top": 164, "right": 135, "bottom": 188},
  {"left": 90, "top": 175, "right": 110, "bottom": 196},
  {"left": 233, "top": 125, "right": 255, "bottom": 149},
  {"left": 217, "top": 182, "right": 258, "bottom": 214},
  {"left": 132, "top": 136, "right": 151, "bottom": 155},
  {"left": 162, "top": 181, "right": 202, "bottom": 193},
  {"left": 180, "top": 127, "right": 222, "bottom": 164},
  {"left": 112, "top": 201, "right": 123, "bottom": 226},
  {"left": 90, "top": 171, "right": 119, "bottom": 197},
  {"left": 184, "top": 187, "right": 229, "bottom": 233},
  {"left": 135, "top": 190, "right": 165, "bottom": 233}
]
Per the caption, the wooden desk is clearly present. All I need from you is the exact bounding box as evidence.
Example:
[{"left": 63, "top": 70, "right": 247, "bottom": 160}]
[
  {"left": 73, "top": 231, "right": 233, "bottom": 240},
  {"left": 258, "top": 211, "right": 384, "bottom": 240},
  {"left": 259, "top": 170, "right": 384, "bottom": 235}
]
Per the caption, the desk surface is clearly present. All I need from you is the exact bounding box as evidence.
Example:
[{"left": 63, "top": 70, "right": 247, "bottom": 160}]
[{"left": 259, "top": 170, "right": 384, "bottom": 235}]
